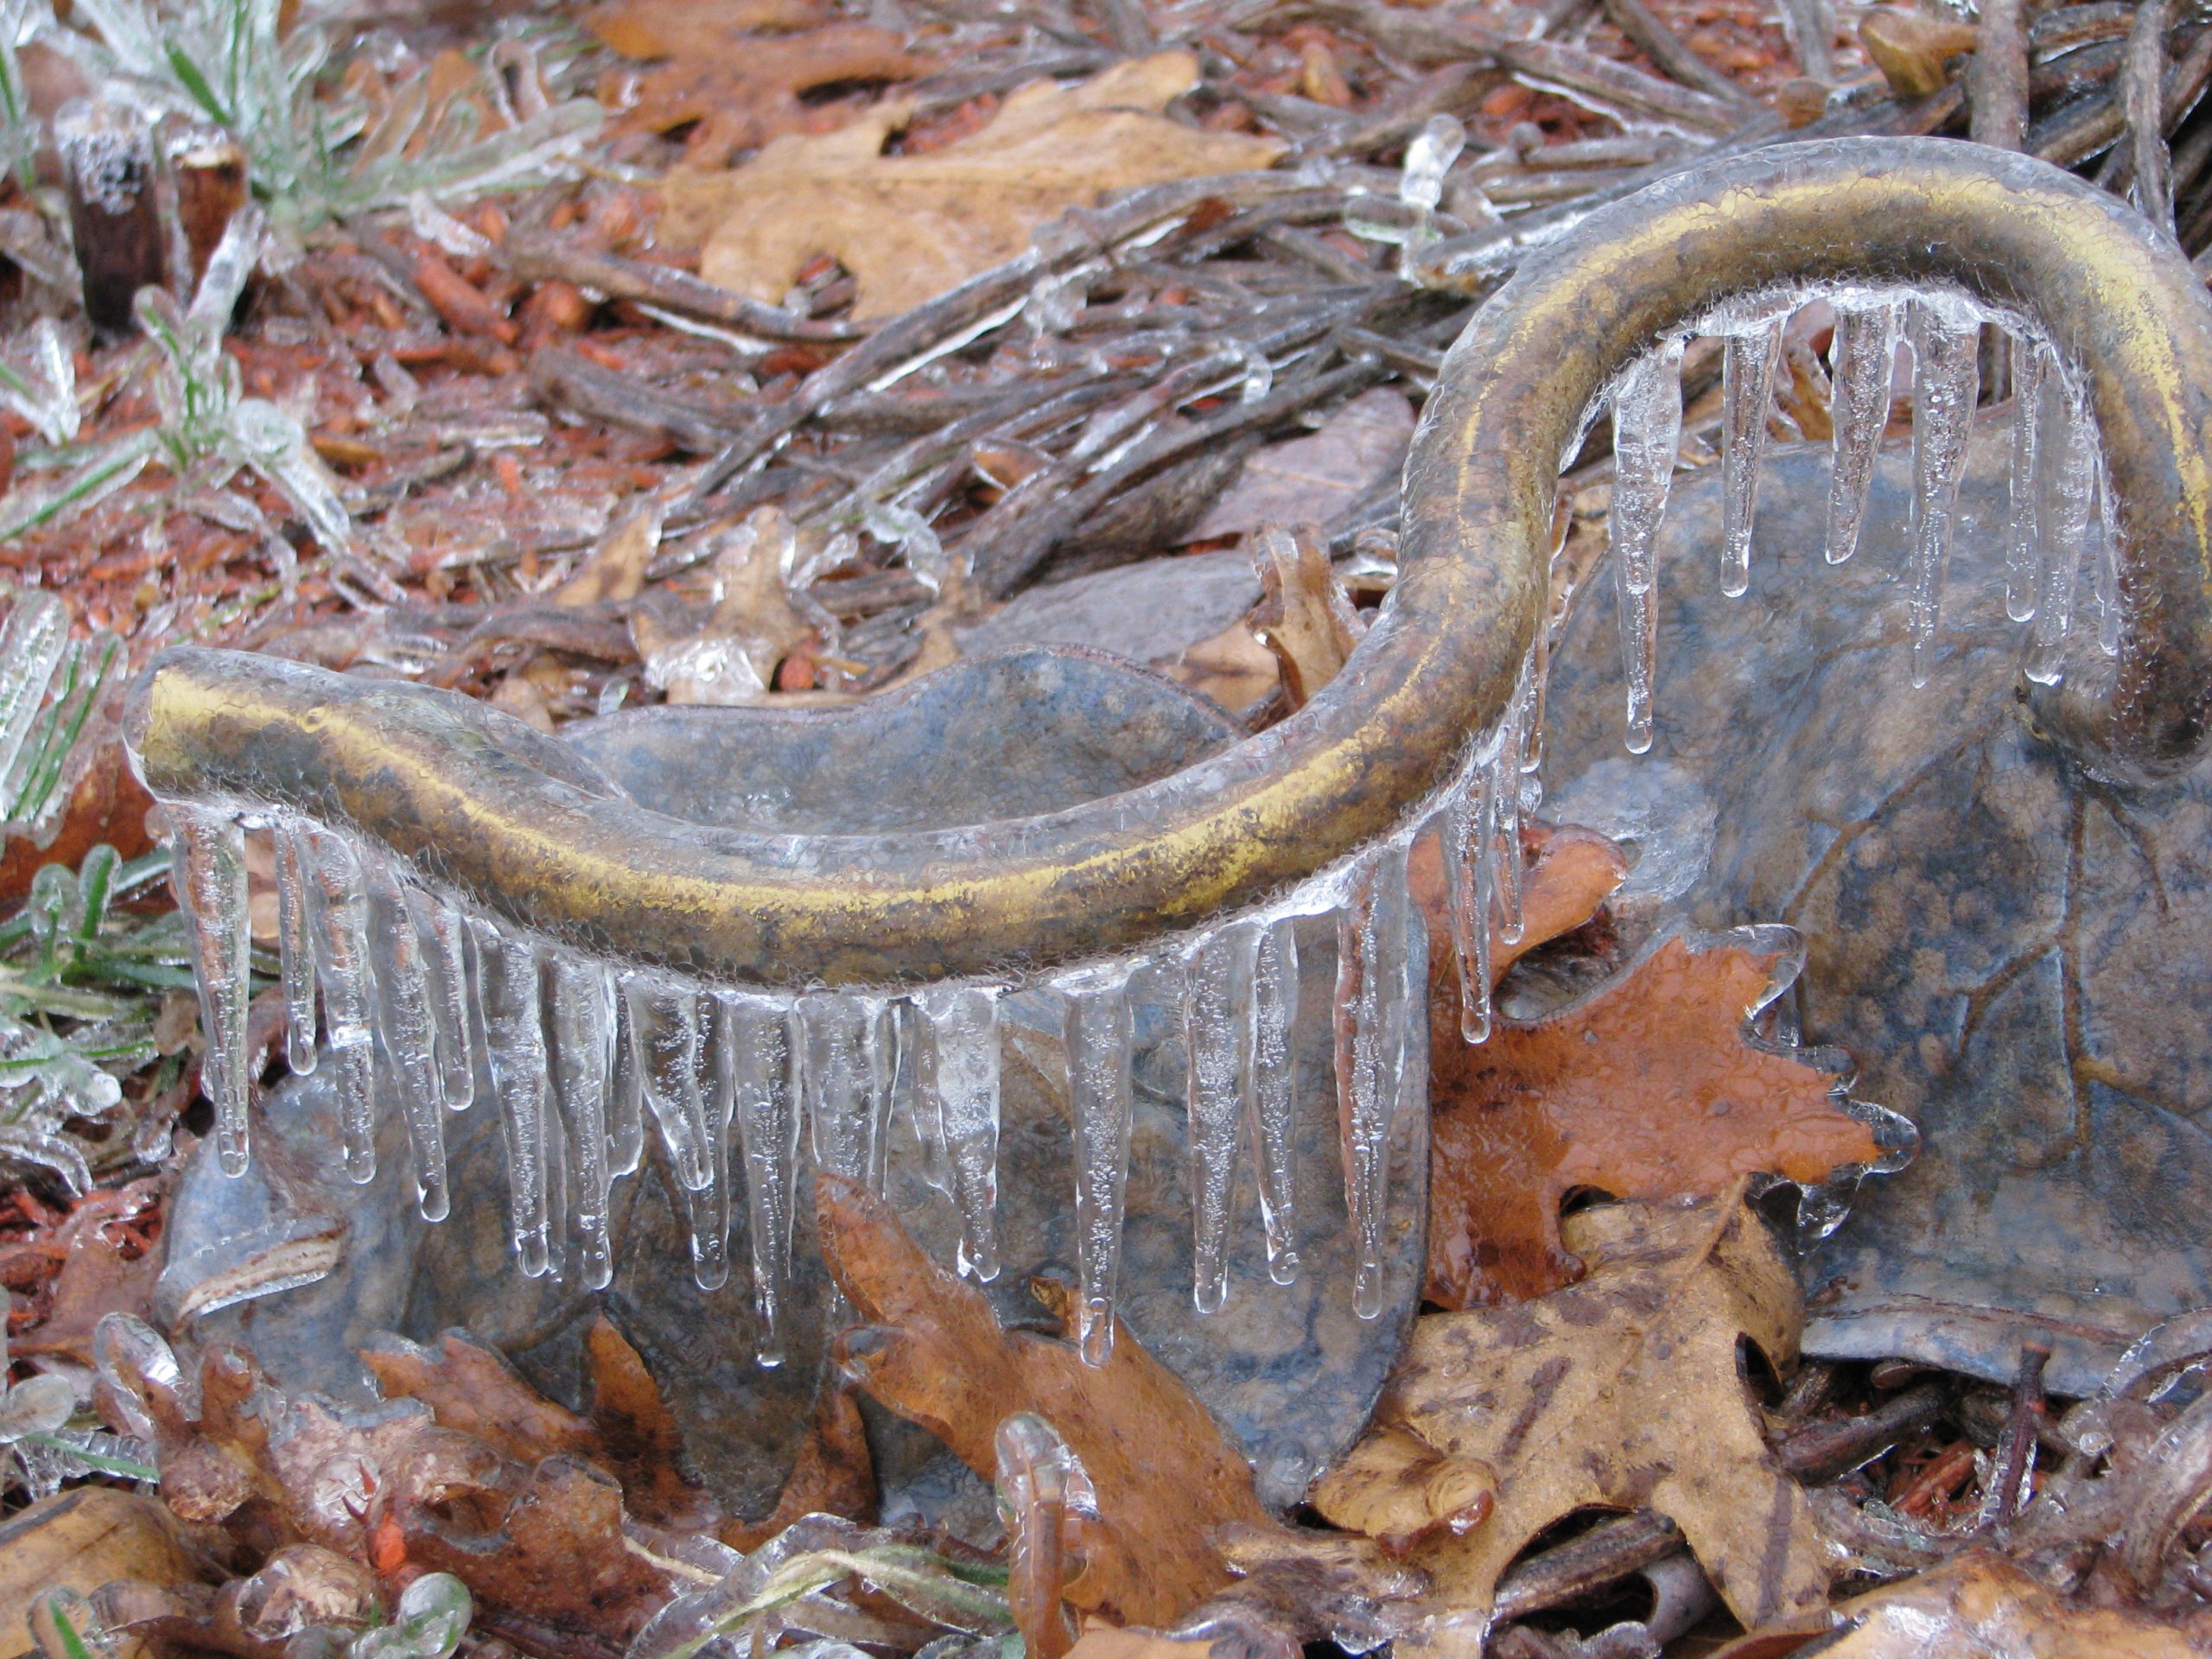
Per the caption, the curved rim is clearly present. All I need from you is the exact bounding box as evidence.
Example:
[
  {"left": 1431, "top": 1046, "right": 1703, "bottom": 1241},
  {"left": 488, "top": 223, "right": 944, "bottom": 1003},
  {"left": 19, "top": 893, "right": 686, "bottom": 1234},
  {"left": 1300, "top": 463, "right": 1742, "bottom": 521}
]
[{"left": 127, "top": 137, "right": 2212, "bottom": 986}]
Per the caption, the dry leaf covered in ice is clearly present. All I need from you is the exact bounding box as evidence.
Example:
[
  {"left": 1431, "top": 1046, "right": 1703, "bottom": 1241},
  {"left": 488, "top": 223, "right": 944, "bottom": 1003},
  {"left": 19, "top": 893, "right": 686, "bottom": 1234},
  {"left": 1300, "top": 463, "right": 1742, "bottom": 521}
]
[
  {"left": 664, "top": 53, "right": 1285, "bottom": 319},
  {"left": 1314, "top": 1195, "right": 1837, "bottom": 1650}
]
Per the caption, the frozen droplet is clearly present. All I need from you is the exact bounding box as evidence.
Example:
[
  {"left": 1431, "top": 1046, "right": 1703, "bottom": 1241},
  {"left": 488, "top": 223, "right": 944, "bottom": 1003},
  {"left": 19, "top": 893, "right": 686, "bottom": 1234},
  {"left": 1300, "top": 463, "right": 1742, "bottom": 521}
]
[
  {"left": 917, "top": 984, "right": 1003, "bottom": 1283},
  {"left": 1904, "top": 301, "right": 1980, "bottom": 687},
  {"left": 723, "top": 991, "right": 800, "bottom": 1366},
  {"left": 1719, "top": 320, "right": 1784, "bottom": 596},
  {"left": 1825, "top": 302, "right": 1902, "bottom": 567},
  {"left": 170, "top": 806, "right": 251, "bottom": 1176},
  {"left": 1610, "top": 340, "right": 1684, "bottom": 754},
  {"left": 1180, "top": 931, "right": 1245, "bottom": 1315},
  {"left": 2005, "top": 335, "right": 2047, "bottom": 622},
  {"left": 364, "top": 856, "right": 448, "bottom": 1220},
  {"left": 272, "top": 823, "right": 318, "bottom": 1077},
  {"left": 1058, "top": 963, "right": 1135, "bottom": 1366},
  {"left": 547, "top": 954, "right": 616, "bottom": 1289},
  {"left": 471, "top": 921, "right": 553, "bottom": 1278},
  {"left": 302, "top": 828, "right": 378, "bottom": 1185},
  {"left": 1245, "top": 916, "right": 1300, "bottom": 1285}
]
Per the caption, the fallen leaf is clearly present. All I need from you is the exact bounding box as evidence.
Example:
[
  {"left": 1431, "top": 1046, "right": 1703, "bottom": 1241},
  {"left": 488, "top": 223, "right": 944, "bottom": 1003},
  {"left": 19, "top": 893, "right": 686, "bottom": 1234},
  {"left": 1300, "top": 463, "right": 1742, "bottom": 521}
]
[
  {"left": 1426, "top": 927, "right": 1881, "bottom": 1307},
  {"left": 1066, "top": 1627, "right": 1222, "bottom": 1659},
  {"left": 557, "top": 502, "right": 661, "bottom": 607},
  {"left": 1161, "top": 615, "right": 1279, "bottom": 721},
  {"left": 717, "top": 1380, "right": 877, "bottom": 1552},
  {"left": 1249, "top": 524, "right": 1364, "bottom": 710},
  {"left": 1857, "top": 7, "right": 1978, "bottom": 97},
  {"left": 631, "top": 505, "right": 813, "bottom": 703},
  {"left": 817, "top": 1172, "right": 1274, "bottom": 1628},
  {"left": 1188, "top": 389, "right": 1415, "bottom": 542},
  {"left": 0, "top": 742, "right": 156, "bottom": 913},
  {"left": 1314, "top": 1195, "right": 1836, "bottom": 1646},
  {"left": 594, "top": 0, "right": 930, "bottom": 162},
  {"left": 10, "top": 1178, "right": 163, "bottom": 1366},
  {"left": 1713, "top": 1549, "right": 2212, "bottom": 1658},
  {"left": 0, "top": 1488, "right": 203, "bottom": 1649},
  {"left": 668, "top": 54, "right": 1284, "bottom": 319}
]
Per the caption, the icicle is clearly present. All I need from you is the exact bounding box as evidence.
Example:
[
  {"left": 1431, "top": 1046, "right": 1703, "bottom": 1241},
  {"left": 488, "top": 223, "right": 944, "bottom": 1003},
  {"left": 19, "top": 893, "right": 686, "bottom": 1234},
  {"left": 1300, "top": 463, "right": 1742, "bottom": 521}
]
[
  {"left": 1446, "top": 753, "right": 1498, "bottom": 1046},
  {"left": 995, "top": 1414, "right": 1093, "bottom": 1659},
  {"left": 1180, "top": 931, "right": 1245, "bottom": 1315},
  {"left": 411, "top": 894, "right": 474, "bottom": 1112},
  {"left": 547, "top": 954, "right": 615, "bottom": 1290},
  {"left": 1493, "top": 738, "right": 1526, "bottom": 946},
  {"left": 302, "top": 828, "right": 378, "bottom": 1185},
  {"left": 0, "top": 591, "right": 69, "bottom": 795},
  {"left": 1058, "top": 963, "right": 1135, "bottom": 1366},
  {"left": 2091, "top": 473, "right": 2121, "bottom": 658},
  {"left": 723, "top": 991, "right": 800, "bottom": 1366},
  {"left": 170, "top": 805, "right": 252, "bottom": 1176},
  {"left": 471, "top": 922, "right": 554, "bottom": 1278},
  {"left": 1336, "top": 838, "right": 1423, "bottom": 1320},
  {"left": 680, "top": 1014, "right": 732, "bottom": 1294},
  {"left": 917, "top": 984, "right": 1003, "bottom": 1283},
  {"left": 800, "top": 993, "right": 893, "bottom": 1192},
  {"left": 1719, "top": 318, "right": 1784, "bottom": 596},
  {"left": 363, "top": 856, "right": 448, "bottom": 1221},
  {"left": 1904, "top": 301, "right": 1980, "bottom": 688},
  {"left": 607, "top": 973, "right": 645, "bottom": 1176},
  {"left": 272, "top": 823, "right": 318, "bottom": 1077},
  {"left": 1824, "top": 302, "right": 1902, "bottom": 567},
  {"left": 621, "top": 975, "right": 715, "bottom": 1193},
  {"left": 2005, "top": 335, "right": 2048, "bottom": 622},
  {"left": 1245, "top": 915, "right": 1300, "bottom": 1285},
  {"left": 1609, "top": 340, "right": 1684, "bottom": 754},
  {"left": 2026, "top": 377, "right": 2099, "bottom": 684}
]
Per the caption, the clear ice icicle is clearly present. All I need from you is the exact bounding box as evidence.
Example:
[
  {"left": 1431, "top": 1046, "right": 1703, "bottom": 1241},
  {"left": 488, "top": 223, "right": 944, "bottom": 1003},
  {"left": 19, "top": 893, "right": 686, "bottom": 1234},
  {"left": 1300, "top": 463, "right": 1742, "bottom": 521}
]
[
  {"left": 0, "top": 592, "right": 70, "bottom": 798},
  {"left": 1609, "top": 340, "right": 1684, "bottom": 754},
  {"left": 800, "top": 993, "right": 893, "bottom": 1192},
  {"left": 1446, "top": 754, "right": 1497, "bottom": 1046},
  {"left": 917, "top": 984, "right": 1003, "bottom": 1282},
  {"left": 472, "top": 922, "right": 554, "bottom": 1278},
  {"left": 1493, "top": 736, "right": 1526, "bottom": 945},
  {"left": 2005, "top": 336, "right": 2048, "bottom": 622},
  {"left": 364, "top": 855, "right": 448, "bottom": 1220},
  {"left": 302, "top": 828, "right": 378, "bottom": 1185},
  {"left": 723, "top": 991, "right": 800, "bottom": 1365},
  {"left": 1245, "top": 916, "right": 1300, "bottom": 1285},
  {"left": 2090, "top": 475, "right": 2121, "bottom": 658},
  {"left": 547, "top": 955, "right": 616, "bottom": 1289},
  {"left": 171, "top": 805, "right": 252, "bottom": 1176},
  {"left": 2026, "top": 377, "right": 2099, "bottom": 684},
  {"left": 679, "top": 1014, "right": 732, "bottom": 1293},
  {"left": 412, "top": 894, "right": 474, "bottom": 1112},
  {"left": 1180, "top": 931, "right": 1246, "bottom": 1315},
  {"left": 622, "top": 976, "right": 715, "bottom": 1193},
  {"left": 1904, "top": 302, "right": 1980, "bottom": 687},
  {"left": 1336, "top": 840, "right": 1424, "bottom": 1320},
  {"left": 1825, "top": 302, "right": 1901, "bottom": 566},
  {"left": 1401, "top": 114, "right": 1465, "bottom": 213},
  {"left": 608, "top": 978, "right": 645, "bottom": 1177},
  {"left": 1058, "top": 963, "right": 1135, "bottom": 1366},
  {"left": 1719, "top": 319, "right": 1784, "bottom": 596},
  {"left": 272, "top": 823, "right": 317, "bottom": 1077}
]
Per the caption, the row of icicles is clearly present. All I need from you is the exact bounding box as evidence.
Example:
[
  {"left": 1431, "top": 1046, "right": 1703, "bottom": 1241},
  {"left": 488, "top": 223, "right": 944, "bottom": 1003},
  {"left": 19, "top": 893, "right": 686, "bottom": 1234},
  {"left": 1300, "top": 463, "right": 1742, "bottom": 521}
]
[{"left": 150, "top": 284, "right": 2103, "bottom": 1367}]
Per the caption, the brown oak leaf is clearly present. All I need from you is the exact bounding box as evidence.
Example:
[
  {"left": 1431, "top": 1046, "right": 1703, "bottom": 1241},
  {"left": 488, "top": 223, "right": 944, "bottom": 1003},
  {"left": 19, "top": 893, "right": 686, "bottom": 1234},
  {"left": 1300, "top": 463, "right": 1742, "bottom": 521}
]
[
  {"left": 1314, "top": 1194, "right": 1836, "bottom": 1650},
  {"left": 1427, "top": 925, "right": 1881, "bottom": 1307},
  {"left": 666, "top": 54, "right": 1285, "bottom": 319},
  {"left": 817, "top": 1171, "right": 1275, "bottom": 1629}
]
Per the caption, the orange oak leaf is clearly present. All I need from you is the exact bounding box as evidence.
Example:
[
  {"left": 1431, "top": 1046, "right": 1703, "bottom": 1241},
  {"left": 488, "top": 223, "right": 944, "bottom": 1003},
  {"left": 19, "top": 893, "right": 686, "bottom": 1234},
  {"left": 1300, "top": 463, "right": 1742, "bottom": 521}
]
[{"left": 1427, "top": 927, "right": 1883, "bottom": 1308}]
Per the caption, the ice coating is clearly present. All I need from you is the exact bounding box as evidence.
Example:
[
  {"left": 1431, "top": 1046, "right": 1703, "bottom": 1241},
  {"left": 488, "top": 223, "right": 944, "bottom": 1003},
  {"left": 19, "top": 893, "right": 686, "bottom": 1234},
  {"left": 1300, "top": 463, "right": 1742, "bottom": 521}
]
[
  {"left": 142, "top": 275, "right": 2087, "bottom": 1373},
  {"left": 2005, "top": 336, "right": 2049, "bottom": 622},
  {"left": 0, "top": 592, "right": 70, "bottom": 792},
  {"left": 1057, "top": 962, "right": 1135, "bottom": 1366}
]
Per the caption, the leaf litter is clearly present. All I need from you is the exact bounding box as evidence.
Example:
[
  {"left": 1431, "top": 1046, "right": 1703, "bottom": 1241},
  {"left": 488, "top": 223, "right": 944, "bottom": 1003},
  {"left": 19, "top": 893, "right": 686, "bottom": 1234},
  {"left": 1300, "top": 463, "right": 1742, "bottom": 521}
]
[{"left": 4, "top": 0, "right": 2212, "bottom": 1654}]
